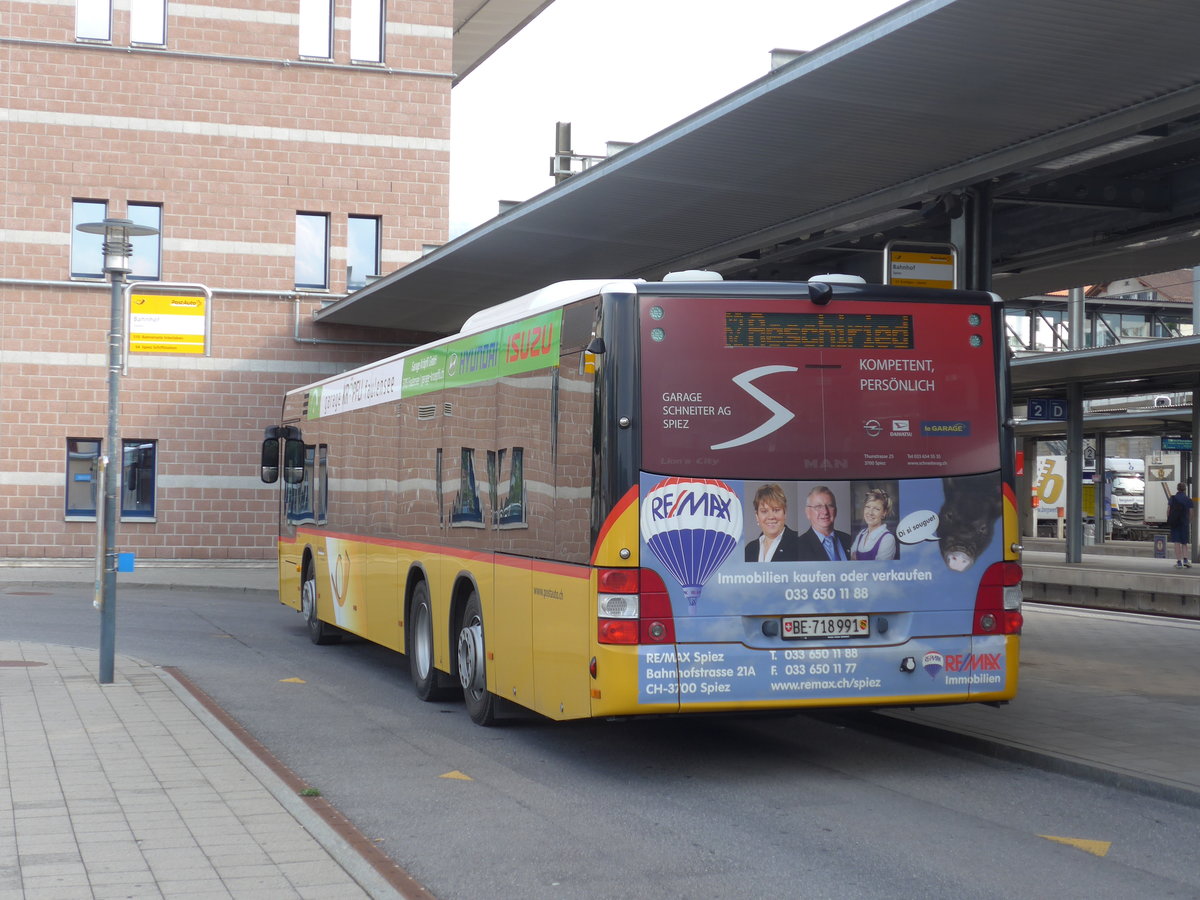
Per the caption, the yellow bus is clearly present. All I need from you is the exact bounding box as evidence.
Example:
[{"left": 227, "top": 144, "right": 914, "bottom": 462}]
[{"left": 260, "top": 275, "right": 1022, "bottom": 725}]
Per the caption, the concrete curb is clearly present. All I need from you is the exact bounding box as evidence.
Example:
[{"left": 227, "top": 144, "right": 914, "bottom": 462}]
[
  {"left": 158, "top": 667, "right": 429, "bottom": 900},
  {"left": 821, "top": 709, "right": 1200, "bottom": 810}
]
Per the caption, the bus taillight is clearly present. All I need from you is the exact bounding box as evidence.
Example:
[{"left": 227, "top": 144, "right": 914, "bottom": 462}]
[
  {"left": 597, "top": 568, "right": 676, "bottom": 645},
  {"left": 637, "top": 568, "right": 675, "bottom": 645},
  {"left": 973, "top": 561, "right": 1024, "bottom": 635}
]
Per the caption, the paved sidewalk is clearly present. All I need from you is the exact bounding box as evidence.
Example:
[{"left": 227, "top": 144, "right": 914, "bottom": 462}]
[
  {"left": 0, "top": 641, "right": 402, "bottom": 900},
  {"left": 0, "top": 560, "right": 276, "bottom": 594}
]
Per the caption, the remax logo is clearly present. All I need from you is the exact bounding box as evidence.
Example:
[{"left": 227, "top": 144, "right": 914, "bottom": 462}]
[{"left": 922, "top": 651, "right": 944, "bottom": 678}]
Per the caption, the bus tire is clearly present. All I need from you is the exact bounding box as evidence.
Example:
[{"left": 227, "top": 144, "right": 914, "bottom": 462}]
[
  {"left": 457, "top": 591, "right": 496, "bottom": 726},
  {"left": 302, "top": 566, "right": 340, "bottom": 645},
  {"left": 408, "top": 581, "right": 455, "bottom": 701}
]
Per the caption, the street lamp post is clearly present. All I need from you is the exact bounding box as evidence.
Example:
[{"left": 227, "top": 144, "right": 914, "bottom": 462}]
[{"left": 75, "top": 217, "right": 159, "bottom": 684}]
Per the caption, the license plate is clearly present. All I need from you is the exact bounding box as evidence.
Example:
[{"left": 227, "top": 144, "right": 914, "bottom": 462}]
[{"left": 781, "top": 614, "right": 870, "bottom": 640}]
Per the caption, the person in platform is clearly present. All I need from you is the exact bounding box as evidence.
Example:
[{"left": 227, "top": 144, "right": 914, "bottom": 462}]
[
  {"left": 744, "top": 483, "right": 800, "bottom": 562},
  {"left": 1167, "top": 482, "right": 1194, "bottom": 569},
  {"left": 796, "top": 485, "right": 852, "bottom": 562},
  {"left": 850, "top": 488, "right": 899, "bottom": 561}
]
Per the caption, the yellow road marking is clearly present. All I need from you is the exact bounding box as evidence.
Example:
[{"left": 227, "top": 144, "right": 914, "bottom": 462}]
[
  {"left": 1039, "top": 835, "right": 1111, "bottom": 857},
  {"left": 279, "top": 677, "right": 306, "bottom": 683},
  {"left": 440, "top": 770, "right": 473, "bottom": 781}
]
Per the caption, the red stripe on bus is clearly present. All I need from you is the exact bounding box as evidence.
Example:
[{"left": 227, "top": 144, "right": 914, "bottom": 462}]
[{"left": 590, "top": 485, "right": 639, "bottom": 565}]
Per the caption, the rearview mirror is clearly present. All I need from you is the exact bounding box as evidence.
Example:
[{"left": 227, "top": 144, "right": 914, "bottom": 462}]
[{"left": 260, "top": 437, "right": 280, "bottom": 484}]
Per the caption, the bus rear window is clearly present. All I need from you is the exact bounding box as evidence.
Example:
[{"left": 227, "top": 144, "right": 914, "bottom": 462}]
[{"left": 640, "top": 293, "right": 1000, "bottom": 480}]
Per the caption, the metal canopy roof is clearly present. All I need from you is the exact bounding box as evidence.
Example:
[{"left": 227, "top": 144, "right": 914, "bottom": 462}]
[
  {"left": 326, "top": 0, "right": 1200, "bottom": 334},
  {"left": 453, "top": 0, "right": 554, "bottom": 82},
  {"left": 1014, "top": 409, "right": 1195, "bottom": 439},
  {"left": 1012, "top": 334, "right": 1200, "bottom": 408}
]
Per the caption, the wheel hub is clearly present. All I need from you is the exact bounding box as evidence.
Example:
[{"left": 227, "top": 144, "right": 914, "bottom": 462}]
[{"left": 457, "top": 622, "right": 485, "bottom": 693}]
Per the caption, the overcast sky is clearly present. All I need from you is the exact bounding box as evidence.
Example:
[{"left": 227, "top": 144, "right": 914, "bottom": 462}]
[{"left": 449, "top": 0, "right": 906, "bottom": 237}]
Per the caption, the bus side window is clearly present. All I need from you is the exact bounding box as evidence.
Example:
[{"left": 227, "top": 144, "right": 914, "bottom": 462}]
[
  {"left": 317, "top": 443, "right": 328, "bottom": 525},
  {"left": 498, "top": 447, "right": 525, "bottom": 527},
  {"left": 284, "top": 440, "right": 313, "bottom": 525},
  {"left": 554, "top": 351, "right": 594, "bottom": 563},
  {"left": 452, "top": 448, "right": 483, "bottom": 525}
]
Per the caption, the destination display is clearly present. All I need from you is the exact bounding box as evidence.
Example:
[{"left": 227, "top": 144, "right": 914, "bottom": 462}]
[{"left": 724, "top": 311, "right": 914, "bottom": 349}]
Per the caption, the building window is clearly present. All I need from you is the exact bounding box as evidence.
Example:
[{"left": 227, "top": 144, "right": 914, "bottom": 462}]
[
  {"left": 128, "top": 203, "right": 162, "bottom": 280},
  {"left": 71, "top": 200, "right": 108, "bottom": 278},
  {"left": 72, "top": 200, "right": 161, "bottom": 279},
  {"left": 76, "top": 0, "right": 111, "bottom": 40},
  {"left": 347, "top": 216, "right": 380, "bottom": 289},
  {"left": 66, "top": 439, "right": 101, "bottom": 517},
  {"left": 295, "top": 213, "right": 329, "bottom": 290},
  {"left": 122, "top": 440, "right": 157, "bottom": 519},
  {"left": 299, "top": 0, "right": 332, "bottom": 58},
  {"left": 65, "top": 439, "right": 158, "bottom": 518},
  {"left": 350, "top": 0, "right": 384, "bottom": 63},
  {"left": 130, "top": 0, "right": 166, "bottom": 44}
]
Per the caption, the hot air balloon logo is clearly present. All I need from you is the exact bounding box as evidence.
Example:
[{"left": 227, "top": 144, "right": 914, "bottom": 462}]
[
  {"left": 640, "top": 477, "right": 743, "bottom": 615},
  {"left": 922, "top": 651, "right": 944, "bottom": 678}
]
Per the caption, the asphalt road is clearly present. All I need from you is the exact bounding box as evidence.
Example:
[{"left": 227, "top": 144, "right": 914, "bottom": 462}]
[{"left": 3, "top": 584, "right": 1198, "bottom": 899}]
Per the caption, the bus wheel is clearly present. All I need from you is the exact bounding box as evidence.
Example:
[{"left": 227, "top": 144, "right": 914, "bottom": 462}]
[
  {"left": 408, "top": 581, "right": 454, "bottom": 701},
  {"left": 457, "top": 591, "right": 496, "bottom": 726},
  {"left": 302, "top": 567, "right": 340, "bottom": 645}
]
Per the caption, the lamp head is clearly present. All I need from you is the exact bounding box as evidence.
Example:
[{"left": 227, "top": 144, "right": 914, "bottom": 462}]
[{"left": 75, "top": 217, "right": 159, "bottom": 275}]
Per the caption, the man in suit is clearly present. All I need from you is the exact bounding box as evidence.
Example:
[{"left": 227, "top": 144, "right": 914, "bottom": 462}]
[
  {"left": 796, "top": 485, "right": 852, "bottom": 562},
  {"left": 744, "top": 483, "right": 800, "bottom": 562}
]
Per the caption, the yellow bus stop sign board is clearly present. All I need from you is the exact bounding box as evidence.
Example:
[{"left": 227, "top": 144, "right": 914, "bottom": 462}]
[
  {"left": 129, "top": 290, "right": 208, "bottom": 355},
  {"left": 888, "top": 249, "right": 955, "bottom": 289}
]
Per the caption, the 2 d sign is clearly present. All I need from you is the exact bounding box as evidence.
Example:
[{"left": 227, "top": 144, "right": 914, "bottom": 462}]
[{"left": 1028, "top": 397, "right": 1068, "bottom": 420}]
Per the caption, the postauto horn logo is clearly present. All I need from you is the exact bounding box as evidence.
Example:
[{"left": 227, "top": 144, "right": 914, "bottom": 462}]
[{"left": 640, "top": 477, "right": 742, "bottom": 615}]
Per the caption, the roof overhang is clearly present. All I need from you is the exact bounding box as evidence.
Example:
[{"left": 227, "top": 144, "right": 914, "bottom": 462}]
[
  {"left": 1014, "top": 409, "right": 1195, "bottom": 439},
  {"left": 1011, "top": 336, "right": 1200, "bottom": 403},
  {"left": 453, "top": 0, "right": 555, "bottom": 82},
  {"left": 329, "top": 0, "right": 1200, "bottom": 334}
]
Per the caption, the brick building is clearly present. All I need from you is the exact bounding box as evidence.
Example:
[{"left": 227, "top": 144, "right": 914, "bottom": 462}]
[{"left": 1, "top": 0, "right": 459, "bottom": 560}]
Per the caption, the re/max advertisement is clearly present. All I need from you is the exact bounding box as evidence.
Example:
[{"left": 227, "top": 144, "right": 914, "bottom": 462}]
[
  {"left": 635, "top": 292, "right": 1008, "bottom": 705},
  {"left": 636, "top": 471, "right": 1009, "bottom": 705}
]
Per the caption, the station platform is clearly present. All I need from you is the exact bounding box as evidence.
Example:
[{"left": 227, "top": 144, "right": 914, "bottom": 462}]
[{"left": 1020, "top": 539, "right": 1198, "bottom": 619}]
